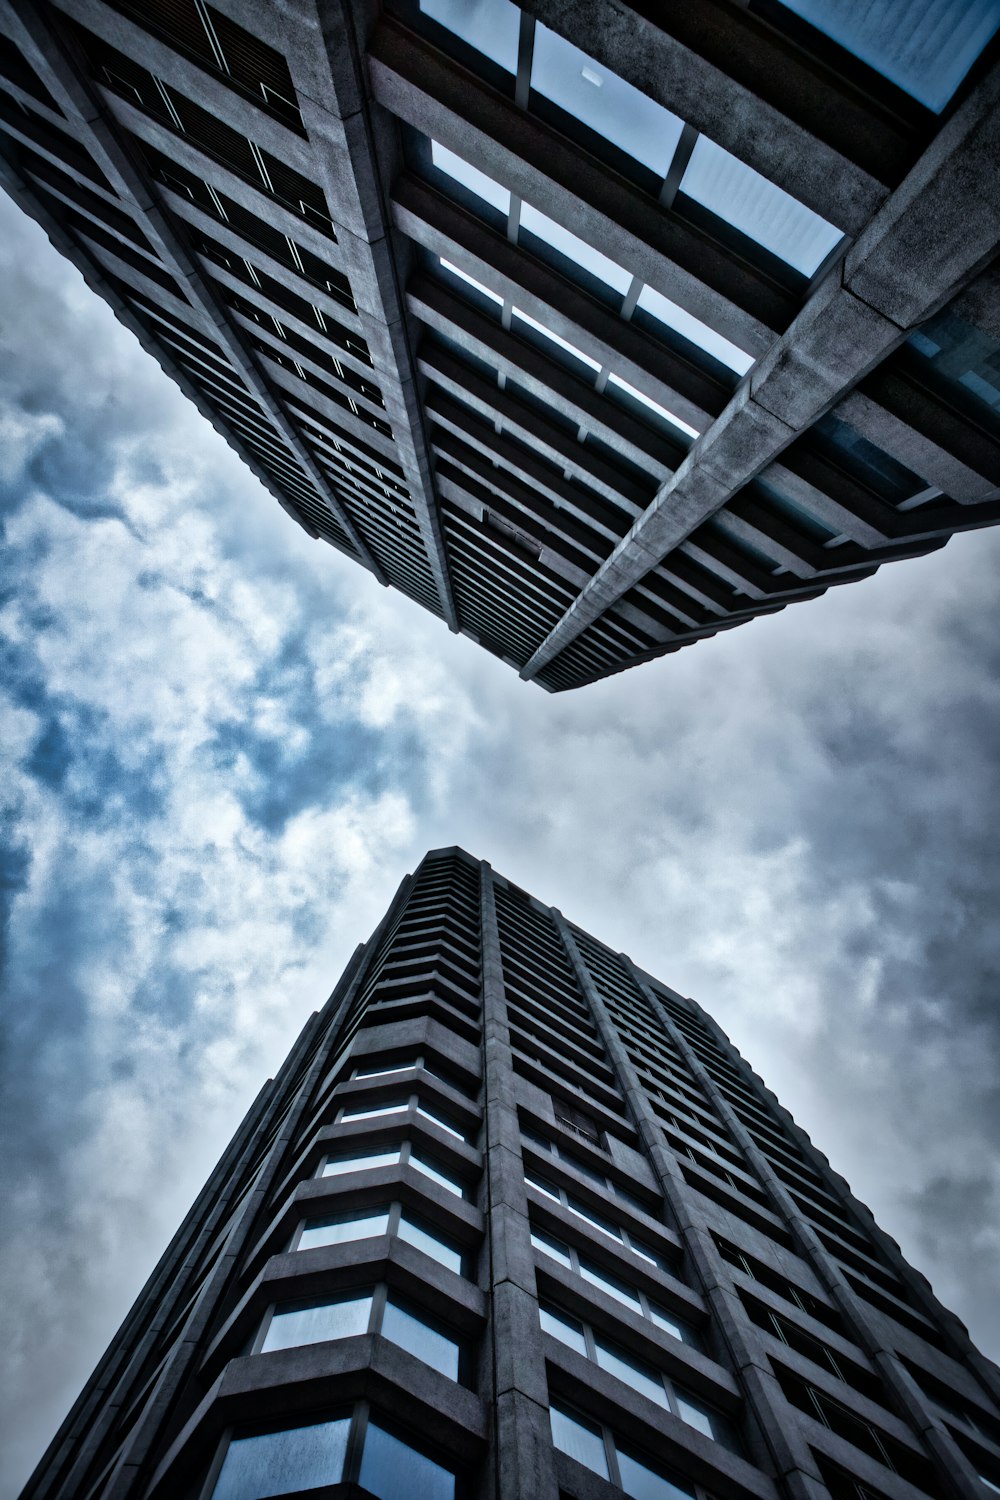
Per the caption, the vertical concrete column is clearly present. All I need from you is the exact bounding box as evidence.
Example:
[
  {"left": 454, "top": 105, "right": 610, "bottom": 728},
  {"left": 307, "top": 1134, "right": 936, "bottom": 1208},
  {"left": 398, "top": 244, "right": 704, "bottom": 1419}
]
[
  {"left": 631, "top": 971, "right": 993, "bottom": 1498},
  {"left": 692, "top": 992, "right": 1000, "bottom": 1410},
  {"left": 553, "top": 916, "right": 829, "bottom": 1500},
  {"left": 478, "top": 863, "right": 558, "bottom": 1500}
]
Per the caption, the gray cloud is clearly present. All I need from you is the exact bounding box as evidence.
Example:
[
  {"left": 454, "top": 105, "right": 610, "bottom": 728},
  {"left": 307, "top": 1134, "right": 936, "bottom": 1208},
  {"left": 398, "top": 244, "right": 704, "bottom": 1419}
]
[{"left": 2, "top": 189, "right": 999, "bottom": 1495}]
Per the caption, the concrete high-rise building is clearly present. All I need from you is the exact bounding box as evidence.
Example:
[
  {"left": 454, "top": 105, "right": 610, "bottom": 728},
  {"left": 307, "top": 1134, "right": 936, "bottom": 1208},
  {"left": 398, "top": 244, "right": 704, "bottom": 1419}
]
[
  {"left": 21, "top": 848, "right": 1000, "bottom": 1500},
  {"left": 2, "top": 1, "right": 999, "bottom": 688}
]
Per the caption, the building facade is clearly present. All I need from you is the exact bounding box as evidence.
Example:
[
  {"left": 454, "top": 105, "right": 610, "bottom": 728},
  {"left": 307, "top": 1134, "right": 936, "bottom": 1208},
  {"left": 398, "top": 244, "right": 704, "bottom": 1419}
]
[
  {"left": 1, "top": 0, "right": 999, "bottom": 688},
  {"left": 21, "top": 847, "right": 1000, "bottom": 1500}
]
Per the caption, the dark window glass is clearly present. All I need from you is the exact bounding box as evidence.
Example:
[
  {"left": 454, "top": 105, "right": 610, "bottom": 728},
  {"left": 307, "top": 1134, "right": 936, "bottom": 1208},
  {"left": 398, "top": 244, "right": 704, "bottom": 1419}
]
[
  {"left": 261, "top": 1296, "right": 371, "bottom": 1353},
  {"left": 212, "top": 1418, "right": 350, "bottom": 1499},
  {"left": 381, "top": 1299, "right": 460, "bottom": 1379},
  {"left": 358, "top": 1421, "right": 455, "bottom": 1500}
]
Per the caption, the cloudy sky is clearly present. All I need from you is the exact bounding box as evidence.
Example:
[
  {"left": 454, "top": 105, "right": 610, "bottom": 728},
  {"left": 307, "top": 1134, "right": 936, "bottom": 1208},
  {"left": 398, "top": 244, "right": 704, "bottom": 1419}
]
[{"left": 1, "top": 188, "right": 998, "bottom": 1495}]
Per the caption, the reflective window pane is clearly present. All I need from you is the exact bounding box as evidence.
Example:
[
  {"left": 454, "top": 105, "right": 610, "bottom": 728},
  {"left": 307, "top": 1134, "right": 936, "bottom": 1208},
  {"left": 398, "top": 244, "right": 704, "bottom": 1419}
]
[
  {"left": 775, "top": 0, "right": 1000, "bottom": 111},
  {"left": 359, "top": 1421, "right": 456, "bottom": 1500},
  {"left": 531, "top": 25, "right": 683, "bottom": 176},
  {"left": 525, "top": 1168, "right": 561, "bottom": 1201},
  {"left": 566, "top": 1194, "right": 624, "bottom": 1239},
  {"left": 441, "top": 258, "right": 504, "bottom": 305},
  {"left": 341, "top": 1104, "right": 406, "bottom": 1123},
  {"left": 617, "top": 1447, "right": 695, "bottom": 1500},
  {"left": 579, "top": 1260, "right": 643, "bottom": 1312},
  {"left": 539, "top": 1303, "right": 588, "bottom": 1354},
  {"left": 261, "top": 1295, "right": 372, "bottom": 1353},
  {"left": 322, "top": 1150, "right": 400, "bottom": 1177},
  {"left": 398, "top": 1213, "right": 464, "bottom": 1275},
  {"left": 416, "top": 1104, "right": 468, "bottom": 1140},
  {"left": 811, "top": 411, "right": 925, "bottom": 502},
  {"left": 409, "top": 1153, "right": 464, "bottom": 1196},
  {"left": 430, "top": 140, "right": 511, "bottom": 214},
  {"left": 676, "top": 1389, "right": 733, "bottom": 1446},
  {"left": 212, "top": 1418, "right": 350, "bottom": 1500},
  {"left": 419, "top": 0, "right": 520, "bottom": 72},
  {"left": 550, "top": 1404, "right": 610, "bottom": 1479},
  {"left": 512, "top": 307, "right": 602, "bottom": 372},
  {"left": 909, "top": 309, "right": 1000, "bottom": 416},
  {"left": 354, "top": 1062, "right": 416, "bottom": 1080},
  {"left": 297, "top": 1211, "right": 390, "bottom": 1251},
  {"left": 382, "top": 1298, "right": 460, "bottom": 1379},
  {"left": 519, "top": 202, "right": 632, "bottom": 294},
  {"left": 530, "top": 1228, "right": 573, "bottom": 1268},
  {"left": 680, "top": 136, "right": 843, "bottom": 276},
  {"left": 605, "top": 373, "right": 699, "bottom": 439},
  {"left": 635, "top": 284, "right": 753, "bottom": 375},
  {"left": 649, "top": 1303, "right": 700, "bottom": 1348},
  {"left": 595, "top": 1338, "right": 668, "bottom": 1407},
  {"left": 563, "top": 1152, "right": 606, "bottom": 1188}
]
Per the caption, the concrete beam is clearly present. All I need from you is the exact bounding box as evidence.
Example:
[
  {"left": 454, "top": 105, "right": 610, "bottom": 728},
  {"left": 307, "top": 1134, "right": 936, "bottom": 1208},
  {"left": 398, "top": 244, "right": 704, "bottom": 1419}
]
[
  {"left": 368, "top": 18, "right": 789, "bottom": 355},
  {"left": 520, "top": 56, "right": 1000, "bottom": 680},
  {"left": 278, "top": 0, "right": 460, "bottom": 630},
  {"left": 522, "top": 0, "right": 898, "bottom": 229}
]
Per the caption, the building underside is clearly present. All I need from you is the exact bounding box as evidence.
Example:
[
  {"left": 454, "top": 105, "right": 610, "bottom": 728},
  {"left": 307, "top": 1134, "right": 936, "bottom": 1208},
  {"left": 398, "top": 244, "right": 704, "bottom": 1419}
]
[{"left": 1, "top": 0, "right": 998, "bottom": 693}]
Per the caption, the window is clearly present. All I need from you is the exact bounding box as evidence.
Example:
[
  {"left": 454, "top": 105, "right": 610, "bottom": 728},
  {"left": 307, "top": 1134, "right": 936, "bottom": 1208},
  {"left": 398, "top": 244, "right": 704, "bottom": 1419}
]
[
  {"left": 773, "top": 0, "right": 1000, "bottom": 112},
  {"left": 440, "top": 258, "right": 504, "bottom": 306},
  {"left": 430, "top": 139, "right": 510, "bottom": 214},
  {"left": 261, "top": 1295, "right": 372, "bottom": 1353},
  {"left": 541, "top": 1302, "right": 738, "bottom": 1449},
  {"left": 296, "top": 1210, "right": 391, "bottom": 1252},
  {"left": 775, "top": 1365, "right": 937, "bottom": 1487},
  {"left": 211, "top": 1416, "right": 352, "bottom": 1499},
  {"left": 635, "top": 285, "right": 753, "bottom": 376},
  {"left": 511, "top": 307, "right": 601, "bottom": 374},
  {"left": 549, "top": 1402, "right": 697, "bottom": 1498},
  {"left": 519, "top": 202, "right": 632, "bottom": 296},
  {"left": 523, "top": 1129, "right": 605, "bottom": 1188},
  {"left": 293, "top": 1205, "right": 465, "bottom": 1275},
  {"left": 525, "top": 1169, "right": 673, "bottom": 1268},
  {"left": 353, "top": 1059, "right": 418, "bottom": 1080},
  {"left": 530, "top": 23, "right": 684, "bottom": 176},
  {"left": 410, "top": 1152, "right": 465, "bottom": 1195},
  {"left": 530, "top": 1227, "right": 700, "bottom": 1347},
  {"left": 359, "top": 1420, "right": 456, "bottom": 1500},
  {"left": 322, "top": 1149, "right": 402, "bottom": 1177},
  {"left": 319, "top": 1141, "right": 468, "bottom": 1198},
  {"left": 210, "top": 1409, "right": 456, "bottom": 1500},
  {"left": 908, "top": 307, "right": 1000, "bottom": 421},
  {"left": 678, "top": 137, "right": 842, "bottom": 276},
  {"left": 398, "top": 1211, "right": 465, "bottom": 1275},
  {"left": 552, "top": 1099, "right": 601, "bottom": 1143},
  {"left": 417, "top": 1, "right": 840, "bottom": 280},
  {"left": 257, "top": 1289, "right": 461, "bottom": 1381},
  {"left": 419, "top": 0, "right": 520, "bottom": 73},
  {"left": 605, "top": 373, "right": 699, "bottom": 439},
  {"left": 809, "top": 411, "right": 927, "bottom": 504},
  {"left": 713, "top": 1233, "right": 843, "bottom": 1332},
  {"left": 339, "top": 1093, "right": 471, "bottom": 1142},
  {"left": 741, "top": 1292, "right": 886, "bottom": 1404},
  {"left": 551, "top": 1404, "right": 610, "bottom": 1479},
  {"left": 340, "top": 1105, "right": 409, "bottom": 1124},
  {"left": 381, "top": 1297, "right": 461, "bottom": 1379}
]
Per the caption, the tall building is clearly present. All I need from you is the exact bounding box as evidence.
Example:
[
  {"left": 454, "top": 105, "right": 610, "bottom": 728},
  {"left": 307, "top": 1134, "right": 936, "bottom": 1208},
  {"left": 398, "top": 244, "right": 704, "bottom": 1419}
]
[
  {"left": 1, "top": 0, "right": 999, "bottom": 688},
  {"left": 21, "top": 847, "right": 1000, "bottom": 1500}
]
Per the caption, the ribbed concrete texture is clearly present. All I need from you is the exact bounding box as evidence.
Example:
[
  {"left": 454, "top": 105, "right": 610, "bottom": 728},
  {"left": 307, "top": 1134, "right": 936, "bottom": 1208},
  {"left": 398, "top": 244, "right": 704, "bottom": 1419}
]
[
  {"left": 20, "top": 848, "right": 1000, "bottom": 1500},
  {"left": 2, "top": 0, "right": 998, "bottom": 687}
]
